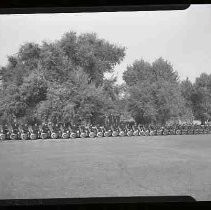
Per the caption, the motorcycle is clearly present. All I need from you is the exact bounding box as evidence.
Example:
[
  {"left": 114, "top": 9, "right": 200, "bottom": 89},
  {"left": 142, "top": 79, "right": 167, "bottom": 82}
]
[
  {"left": 127, "top": 130, "right": 133, "bottom": 137},
  {"left": 10, "top": 133, "right": 18, "bottom": 140},
  {"left": 70, "top": 132, "right": 77, "bottom": 138},
  {"left": 133, "top": 129, "right": 139, "bottom": 136},
  {"left": 30, "top": 133, "right": 37, "bottom": 140},
  {"left": 51, "top": 132, "right": 59, "bottom": 139},
  {"left": 0, "top": 133, "right": 6, "bottom": 140},
  {"left": 40, "top": 132, "right": 48, "bottom": 139},
  {"left": 21, "top": 132, "right": 28, "bottom": 140},
  {"left": 62, "top": 132, "right": 70, "bottom": 139},
  {"left": 97, "top": 127, "right": 104, "bottom": 138},
  {"left": 149, "top": 130, "right": 156, "bottom": 136},
  {"left": 89, "top": 130, "right": 96, "bottom": 138},
  {"left": 104, "top": 129, "right": 112, "bottom": 137},
  {"left": 80, "top": 131, "right": 88, "bottom": 138},
  {"left": 162, "top": 129, "right": 169, "bottom": 136},
  {"left": 144, "top": 129, "right": 150, "bottom": 136},
  {"left": 175, "top": 129, "right": 181, "bottom": 135}
]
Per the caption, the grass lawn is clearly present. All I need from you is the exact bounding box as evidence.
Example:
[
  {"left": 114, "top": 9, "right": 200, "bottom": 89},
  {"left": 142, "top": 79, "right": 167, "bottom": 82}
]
[{"left": 0, "top": 135, "right": 211, "bottom": 201}]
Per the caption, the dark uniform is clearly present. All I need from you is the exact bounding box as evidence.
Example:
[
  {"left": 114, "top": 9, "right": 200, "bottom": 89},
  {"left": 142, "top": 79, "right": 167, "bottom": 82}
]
[
  {"left": 71, "top": 124, "right": 78, "bottom": 133},
  {"left": 87, "top": 124, "right": 95, "bottom": 138},
  {"left": 49, "top": 123, "right": 59, "bottom": 139},
  {"left": 13, "top": 123, "right": 19, "bottom": 134},
  {"left": 51, "top": 123, "right": 58, "bottom": 138},
  {"left": 33, "top": 124, "right": 40, "bottom": 135},
  {"left": 78, "top": 125, "right": 87, "bottom": 138},
  {"left": 2, "top": 124, "right": 9, "bottom": 134},
  {"left": 68, "top": 124, "right": 78, "bottom": 138},
  {"left": 19, "top": 124, "right": 29, "bottom": 140},
  {"left": 0, "top": 124, "right": 9, "bottom": 140},
  {"left": 28, "top": 124, "right": 39, "bottom": 140},
  {"left": 96, "top": 125, "right": 104, "bottom": 137},
  {"left": 40, "top": 123, "right": 50, "bottom": 139},
  {"left": 111, "top": 124, "right": 118, "bottom": 137},
  {"left": 132, "top": 123, "right": 139, "bottom": 136},
  {"left": 9, "top": 123, "right": 19, "bottom": 140},
  {"left": 60, "top": 123, "right": 69, "bottom": 139}
]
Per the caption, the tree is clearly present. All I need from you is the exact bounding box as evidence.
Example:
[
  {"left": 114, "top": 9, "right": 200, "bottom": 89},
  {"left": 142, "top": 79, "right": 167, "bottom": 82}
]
[
  {"left": 0, "top": 31, "right": 125, "bottom": 124},
  {"left": 0, "top": 84, "right": 28, "bottom": 124},
  {"left": 181, "top": 78, "right": 194, "bottom": 107},
  {"left": 41, "top": 31, "right": 126, "bottom": 86},
  {"left": 123, "top": 58, "right": 179, "bottom": 87},
  {"left": 126, "top": 82, "right": 157, "bottom": 124},
  {"left": 123, "top": 59, "right": 152, "bottom": 86},
  {"left": 123, "top": 58, "right": 189, "bottom": 125},
  {"left": 151, "top": 57, "right": 179, "bottom": 83},
  {"left": 192, "top": 73, "right": 211, "bottom": 124},
  {"left": 35, "top": 69, "right": 117, "bottom": 126},
  {"left": 1, "top": 31, "right": 125, "bottom": 88},
  {"left": 181, "top": 74, "right": 211, "bottom": 124},
  {"left": 19, "top": 71, "right": 48, "bottom": 108}
]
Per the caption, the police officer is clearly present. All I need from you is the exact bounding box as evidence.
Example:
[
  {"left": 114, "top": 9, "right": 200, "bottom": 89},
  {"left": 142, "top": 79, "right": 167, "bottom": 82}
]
[
  {"left": 9, "top": 122, "right": 19, "bottom": 140},
  {"left": 69, "top": 123, "right": 78, "bottom": 138},
  {"left": 13, "top": 122, "right": 19, "bottom": 135},
  {"left": 0, "top": 123, "right": 9, "bottom": 140},
  {"left": 55, "top": 123, "right": 61, "bottom": 138},
  {"left": 61, "top": 123, "right": 70, "bottom": 139},
  {"left": 19, "top": 123, "right": 29, "bottom": 140},
  {"left": 34, "top": 123, "right": 40, "bottom": 138},
  {"left": 28, "top": 123, "right": 39, "bottom": 140},
  {"left": 39, "top": 122, "right": 50, "bottom": 139},
  {"left": 49, "top": 122, "right": 59, "bottom": 139}
]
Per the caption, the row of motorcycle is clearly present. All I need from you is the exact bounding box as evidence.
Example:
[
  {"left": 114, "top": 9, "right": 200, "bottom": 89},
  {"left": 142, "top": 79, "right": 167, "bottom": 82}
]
[{"left": 0, "top": 123, "right": 211, "bottom": 141}]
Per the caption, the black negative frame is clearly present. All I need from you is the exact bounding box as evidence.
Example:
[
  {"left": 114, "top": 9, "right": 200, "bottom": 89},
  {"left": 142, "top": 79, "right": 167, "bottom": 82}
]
[
  {"left": 0, "top": 1, "right": 209, "bottom": 209},
  {"left": 0, "top": 1, "right": 190, "bottom": 14}
]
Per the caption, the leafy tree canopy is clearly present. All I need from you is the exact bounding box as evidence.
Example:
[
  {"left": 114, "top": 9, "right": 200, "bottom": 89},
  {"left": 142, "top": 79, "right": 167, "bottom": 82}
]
[
  {"left": 0, "top": 31, "right": 126, "bottom": 124},
  {"left": 123, "top": 58, "right": 190, "bottom": 125},
  {"left": 193, "top": 73, "right": 211, "bottom": 124}
]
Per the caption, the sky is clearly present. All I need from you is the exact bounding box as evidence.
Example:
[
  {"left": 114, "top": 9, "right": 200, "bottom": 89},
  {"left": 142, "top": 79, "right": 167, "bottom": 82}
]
[{"left": 0, "top": 4, "right": 211, "bottom": 84}]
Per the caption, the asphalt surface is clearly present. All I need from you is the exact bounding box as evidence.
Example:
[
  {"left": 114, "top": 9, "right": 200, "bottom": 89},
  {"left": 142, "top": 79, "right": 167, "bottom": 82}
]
[{"left": 0, "top": 135, "right": 211, "bottom": 201}]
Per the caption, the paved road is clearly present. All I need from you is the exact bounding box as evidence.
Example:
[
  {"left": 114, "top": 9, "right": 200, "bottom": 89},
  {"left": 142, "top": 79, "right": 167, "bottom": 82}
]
[{"left": 0, "top": 135, "right": 211, "bottom": 200}]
